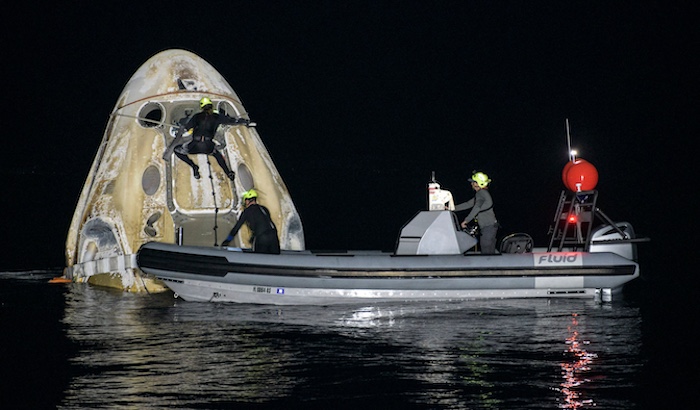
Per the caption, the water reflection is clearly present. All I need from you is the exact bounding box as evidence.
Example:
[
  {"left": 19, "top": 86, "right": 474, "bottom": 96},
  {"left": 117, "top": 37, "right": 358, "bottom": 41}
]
[
  {"left": 559, "top": 313, "right": 597, "bottom": 408},
  {"left": 61, "top": 286, "right": 300, "bottom": 407},
  {"left": 57, "top": 283, "right": 643, "bottom": 409}
]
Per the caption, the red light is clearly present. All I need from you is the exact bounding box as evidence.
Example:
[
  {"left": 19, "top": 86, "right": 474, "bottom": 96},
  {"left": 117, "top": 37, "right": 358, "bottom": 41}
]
[{"left": 568, "top": 215, "right": 577, "bottom": 224}]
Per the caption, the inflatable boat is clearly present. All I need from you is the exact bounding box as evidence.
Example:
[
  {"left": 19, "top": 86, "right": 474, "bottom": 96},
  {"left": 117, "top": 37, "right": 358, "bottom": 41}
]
[{"left": 137, "top": 183, "right": 647, "bottom": 305}]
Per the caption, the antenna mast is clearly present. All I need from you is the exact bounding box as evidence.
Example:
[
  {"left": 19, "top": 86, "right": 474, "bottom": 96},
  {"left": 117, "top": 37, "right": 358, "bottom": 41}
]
[{"left": 566, "top": 118, "right": 576, "bottom": 162}]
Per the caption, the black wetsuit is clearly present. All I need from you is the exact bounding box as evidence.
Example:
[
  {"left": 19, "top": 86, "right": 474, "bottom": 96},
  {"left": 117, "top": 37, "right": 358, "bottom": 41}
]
[
  {"left": 455, "top": 189, "right": 498, "bottom": 254},
  {"left": 174, "top": 111, "right": 247, "bottom": 175},
  {"left": 224, "top": 203, "right": 280, "bottom": 254}
]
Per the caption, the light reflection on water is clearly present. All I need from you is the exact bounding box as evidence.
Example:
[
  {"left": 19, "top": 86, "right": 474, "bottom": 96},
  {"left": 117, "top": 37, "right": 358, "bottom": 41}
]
[
  {"left": 52, "top": 282, "right": 643, "bottom": 409},
  {"left": 559, "top": 313, "right": 597, "bottom": 408}
]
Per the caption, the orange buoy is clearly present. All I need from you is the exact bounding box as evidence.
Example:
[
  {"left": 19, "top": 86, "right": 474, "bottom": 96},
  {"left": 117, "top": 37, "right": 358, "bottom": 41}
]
[{"left": 562, "top": 158, "right": 598, "bottom": 192}]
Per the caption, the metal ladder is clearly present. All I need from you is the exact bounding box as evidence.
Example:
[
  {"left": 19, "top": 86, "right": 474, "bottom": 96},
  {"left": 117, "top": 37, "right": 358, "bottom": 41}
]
[{"left": 548, "top": 190, "right": 599, "bottom": 251}]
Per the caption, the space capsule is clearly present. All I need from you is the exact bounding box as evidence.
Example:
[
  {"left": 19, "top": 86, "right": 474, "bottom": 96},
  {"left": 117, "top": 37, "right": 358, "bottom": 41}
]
[{"left": 64, "top": 49, "right": 304, "bottom": 291}]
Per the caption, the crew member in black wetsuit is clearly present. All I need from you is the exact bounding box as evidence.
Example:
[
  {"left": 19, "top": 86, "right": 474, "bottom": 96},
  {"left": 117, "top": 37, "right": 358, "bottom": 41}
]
[
  {"left": 221, "top": 189, "right": 280, "bottom": 254},
  {"left": 173, "top": 97, "right": 250, "bottom": 180}
]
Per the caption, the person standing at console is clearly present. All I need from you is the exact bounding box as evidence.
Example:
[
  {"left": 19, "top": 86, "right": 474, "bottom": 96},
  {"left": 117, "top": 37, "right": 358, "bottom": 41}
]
[{"left": 455, "top": 172, "right": 498, "bottom": 254}]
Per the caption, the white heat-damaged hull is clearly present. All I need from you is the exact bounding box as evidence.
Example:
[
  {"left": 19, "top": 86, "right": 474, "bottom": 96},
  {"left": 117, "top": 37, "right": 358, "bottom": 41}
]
[
  {"left": 64, "top": 49, "right": 304, "bottom": 292},
  {"left": 137, "top": 242, "right": 640, "bottom": 305}
]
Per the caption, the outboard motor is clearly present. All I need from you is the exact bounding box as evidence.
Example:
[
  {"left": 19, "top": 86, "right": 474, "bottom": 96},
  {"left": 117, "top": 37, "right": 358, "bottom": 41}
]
[{"left": 589, "top": 222, "right": 637, "bottom": 260}]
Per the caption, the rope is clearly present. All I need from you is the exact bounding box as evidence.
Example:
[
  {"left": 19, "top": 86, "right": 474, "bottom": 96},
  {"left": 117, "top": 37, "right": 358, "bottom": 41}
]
[
  {"left": 205, "top": 157, "right": 220, "bottom": 246},
  {"left": 113, "top": 90, "right": 244, "bottom": 111},
  {"left": 139, "top": 274, "right": 151, "bottom": 294}
]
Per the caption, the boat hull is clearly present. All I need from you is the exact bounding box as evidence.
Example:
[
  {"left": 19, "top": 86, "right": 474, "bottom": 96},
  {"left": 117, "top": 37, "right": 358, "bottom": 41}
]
[{"left": 137, "top": 242, "right": 639, "bottom": 305}]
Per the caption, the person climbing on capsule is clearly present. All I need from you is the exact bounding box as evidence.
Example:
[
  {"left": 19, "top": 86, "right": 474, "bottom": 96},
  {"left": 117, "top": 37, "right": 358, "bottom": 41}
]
[
  {"left": 221, "top": 189, "right": 280, "bottom": 254},
  {"left": 167, "top": 97, "right": 251, "bottom": 180},
  {"left": 455, "top": 171, "right": 499, "bottom": 254}
]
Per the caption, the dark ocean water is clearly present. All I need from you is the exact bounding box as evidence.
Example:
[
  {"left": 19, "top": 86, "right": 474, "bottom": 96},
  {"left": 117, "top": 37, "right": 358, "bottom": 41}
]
[{"left": 0, "top": 270, "right": 692, "bottom": 409}]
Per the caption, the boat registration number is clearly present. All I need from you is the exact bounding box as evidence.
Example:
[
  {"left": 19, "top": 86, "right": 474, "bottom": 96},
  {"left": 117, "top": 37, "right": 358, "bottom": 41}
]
[{"left": 253, "top": 286, "right": 271, "bottom": 293}]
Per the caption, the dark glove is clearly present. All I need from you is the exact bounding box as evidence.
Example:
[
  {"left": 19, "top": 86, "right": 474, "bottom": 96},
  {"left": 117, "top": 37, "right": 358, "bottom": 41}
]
[{"left": 240, "top": 118, "right": 256, "bottom": 127}]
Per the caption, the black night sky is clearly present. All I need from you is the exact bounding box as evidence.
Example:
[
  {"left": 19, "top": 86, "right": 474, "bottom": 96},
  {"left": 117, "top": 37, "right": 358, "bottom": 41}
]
[{"left": 3, "top": 1, "right": 694, "bottom": 285}]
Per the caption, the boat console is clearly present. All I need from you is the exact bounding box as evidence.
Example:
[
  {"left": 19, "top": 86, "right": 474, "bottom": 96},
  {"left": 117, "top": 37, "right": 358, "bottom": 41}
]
[{"left": 394, "top": 211, "right": 477, "bottom": 255}]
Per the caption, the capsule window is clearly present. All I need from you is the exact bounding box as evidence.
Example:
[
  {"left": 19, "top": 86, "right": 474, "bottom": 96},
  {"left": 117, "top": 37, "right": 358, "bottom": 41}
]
[
  {"left": 217, "top": 101, "right": 240, "bottom": 117},
  {"left": 142, "top": 165, "right": 161, "bottom": 196},
  {"left": 237, "top": 164, "right": 254, "bottom": 191},
  {"left": 138, "top": 102, "right": 165, "bottom": 128}
]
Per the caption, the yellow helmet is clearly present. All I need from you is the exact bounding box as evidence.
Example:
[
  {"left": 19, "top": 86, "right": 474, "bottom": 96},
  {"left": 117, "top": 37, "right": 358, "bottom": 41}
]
[
  {"left": 242, "top": 189, "right": 258, "bottom": 200},
  {"left": 469, "top": 172, "right": 491, "bottom": 188},
  {"left": 199, "top": 97, "right": 213, "bottom": 108}
]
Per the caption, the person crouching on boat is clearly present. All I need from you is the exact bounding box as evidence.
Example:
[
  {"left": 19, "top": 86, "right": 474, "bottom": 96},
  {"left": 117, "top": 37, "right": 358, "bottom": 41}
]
[
  {"left": 221, "top": 189, "right": 281, "bottom": 254},
  {"left": 455, "top": 172, "right": 499, "bottom": 254},
  {"left": 172, "top": 97, "right": 250, "bottom": 180}
]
